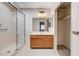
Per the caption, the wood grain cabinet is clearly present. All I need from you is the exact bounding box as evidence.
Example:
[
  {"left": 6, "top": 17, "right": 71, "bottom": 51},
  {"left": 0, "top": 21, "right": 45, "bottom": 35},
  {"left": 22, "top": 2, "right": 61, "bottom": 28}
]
[{"left": 30, "top": 35, "right": 54, "bottom": 49}]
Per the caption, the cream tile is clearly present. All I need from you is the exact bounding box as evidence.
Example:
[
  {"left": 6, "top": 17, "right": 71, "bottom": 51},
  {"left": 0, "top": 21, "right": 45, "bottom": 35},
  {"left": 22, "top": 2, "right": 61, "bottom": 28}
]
[{"left": 15, "top": 46, "right": 58, "bottom": 56}]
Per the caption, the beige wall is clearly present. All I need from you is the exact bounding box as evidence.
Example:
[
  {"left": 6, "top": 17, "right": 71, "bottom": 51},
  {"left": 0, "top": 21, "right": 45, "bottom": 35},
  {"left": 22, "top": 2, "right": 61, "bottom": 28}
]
[
  {"left": 63, "top": 18, "right": 71, "bottom": 49},
  {"left": 57, "top": 21, "right": 64, "bottom": 45},
  {"left": 0, "top": 3, "right": 16, "bottom": 51},
  {"left": 57, "top": 18, "right": 71, "bottom": 49}
]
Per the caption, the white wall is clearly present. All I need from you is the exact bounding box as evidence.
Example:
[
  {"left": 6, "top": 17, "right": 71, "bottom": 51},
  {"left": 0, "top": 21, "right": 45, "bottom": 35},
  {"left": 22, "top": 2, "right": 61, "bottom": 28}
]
[
  {"left": 21, "top": 8, "right": 53, "bottom": 48},
  {"left": 71, "top": 2, "right": 79, "bottom": 56},
  {"left": 0, "top": 3, "right": 16, "bottom": 51},
  {"left": 22, "top": 8, "right": 35, "bottom": 47}
]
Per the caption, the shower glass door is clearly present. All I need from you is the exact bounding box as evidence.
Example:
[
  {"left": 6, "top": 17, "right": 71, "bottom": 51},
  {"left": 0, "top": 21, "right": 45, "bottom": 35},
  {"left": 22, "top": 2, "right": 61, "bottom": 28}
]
[{"left": 16, "top": 10, "right": 25, "bottom": 50}]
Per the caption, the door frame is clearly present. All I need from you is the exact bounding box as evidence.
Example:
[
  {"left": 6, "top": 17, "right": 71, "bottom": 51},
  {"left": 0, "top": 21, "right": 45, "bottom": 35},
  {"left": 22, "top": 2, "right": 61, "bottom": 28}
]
[
  {"left": 55, "top": 2, "right": 71, "bottom": 55},
  {"left": 7, "top": 2, "right": 26, "bottom": 51},
  {"left": 16, "top": 10, "right": 26, "bottom": 50},
  {"left": 55, "top": 2, "right": 63, "bottom": 50}
]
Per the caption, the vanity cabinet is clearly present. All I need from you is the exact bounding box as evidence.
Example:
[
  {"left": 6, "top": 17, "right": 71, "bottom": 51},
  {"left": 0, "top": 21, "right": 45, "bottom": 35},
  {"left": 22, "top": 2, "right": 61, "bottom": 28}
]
[{"left": 30, "top": 35, "right": 54, "bottom": 49}]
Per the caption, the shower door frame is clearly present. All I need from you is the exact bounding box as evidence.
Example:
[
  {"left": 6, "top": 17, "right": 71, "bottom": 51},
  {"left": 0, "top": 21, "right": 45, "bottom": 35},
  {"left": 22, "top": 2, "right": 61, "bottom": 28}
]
[
  {"left": 16, "top": 10, "right": 26, "bottom": 50},
  {"left": 8, "top": 2, "right": 26, "bottom": 50}
]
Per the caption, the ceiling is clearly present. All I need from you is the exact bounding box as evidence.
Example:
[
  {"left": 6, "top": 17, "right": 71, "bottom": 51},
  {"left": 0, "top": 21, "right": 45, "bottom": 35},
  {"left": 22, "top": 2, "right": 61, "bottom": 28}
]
[{"left": 13, "top": 2, "right": 59, "bottom": 9}]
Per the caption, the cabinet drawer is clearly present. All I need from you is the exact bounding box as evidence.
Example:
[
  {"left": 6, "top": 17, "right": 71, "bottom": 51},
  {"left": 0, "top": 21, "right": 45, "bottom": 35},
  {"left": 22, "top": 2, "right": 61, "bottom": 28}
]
[{"left": 30, "top": 35, "right": 54, "bottom": 49}]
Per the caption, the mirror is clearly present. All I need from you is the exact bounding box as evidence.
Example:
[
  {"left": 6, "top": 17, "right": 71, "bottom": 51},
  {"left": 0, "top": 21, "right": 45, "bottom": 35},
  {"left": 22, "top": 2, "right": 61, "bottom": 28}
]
[{"left": 32, "top": 18, "right": 53, "bottom": 32}]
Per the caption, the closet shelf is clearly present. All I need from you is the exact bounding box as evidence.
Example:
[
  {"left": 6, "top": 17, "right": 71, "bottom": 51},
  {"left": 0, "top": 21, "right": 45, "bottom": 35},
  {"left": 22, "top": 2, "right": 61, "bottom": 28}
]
[{"left": 62, "top": 15, "right": 71, "bottom": 21}]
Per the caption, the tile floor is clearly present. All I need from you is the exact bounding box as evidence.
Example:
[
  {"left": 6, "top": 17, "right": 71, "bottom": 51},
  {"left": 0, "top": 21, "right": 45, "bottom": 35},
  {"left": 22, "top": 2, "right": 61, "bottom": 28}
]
[
  {"left": 0, "top": 44, "right": 16, "bottom": 56},
  {"left": 15, "top": 45, "right": 59, "bottom": 56},
  {"left": 14, "top": 36, "right": 59, "bottom": 56},
  {"left": 57, "top": 45, "right": 70, "bottom": 56}
]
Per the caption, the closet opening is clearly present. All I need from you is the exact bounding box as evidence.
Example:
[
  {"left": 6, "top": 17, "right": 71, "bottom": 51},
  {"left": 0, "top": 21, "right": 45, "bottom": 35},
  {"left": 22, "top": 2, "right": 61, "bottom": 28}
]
[{"left": 56, "top": 2, "right": 71, "bottom": 56}]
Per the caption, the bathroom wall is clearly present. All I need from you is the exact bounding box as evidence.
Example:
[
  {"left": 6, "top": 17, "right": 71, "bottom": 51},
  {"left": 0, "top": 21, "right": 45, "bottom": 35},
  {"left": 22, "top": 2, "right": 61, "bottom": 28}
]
[
  {"left": 0, "top": 3, "right": 16, "bottom": 51},
  {"left": 71, "top": 2, "right": 79, "bottom": 56},
  {"left": 21, "top": 8, "right": 52, "bottom": 48}
]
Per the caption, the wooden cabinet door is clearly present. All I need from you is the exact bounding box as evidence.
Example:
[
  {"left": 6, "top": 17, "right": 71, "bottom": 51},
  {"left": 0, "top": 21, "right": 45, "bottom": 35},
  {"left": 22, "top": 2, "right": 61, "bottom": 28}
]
[
  {"left": 30, "top": 38, "right": 42, "bottom": 48},
  {"left": 42, "top": 38, "right": 53, "bottom": 48}
]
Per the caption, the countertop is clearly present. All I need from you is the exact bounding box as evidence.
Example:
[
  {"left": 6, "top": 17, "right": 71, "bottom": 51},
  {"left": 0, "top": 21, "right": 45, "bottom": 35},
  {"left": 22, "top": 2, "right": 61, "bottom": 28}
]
[{"left": 30, "top": 32, "right": 54, "bottom": 35}]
